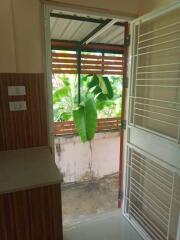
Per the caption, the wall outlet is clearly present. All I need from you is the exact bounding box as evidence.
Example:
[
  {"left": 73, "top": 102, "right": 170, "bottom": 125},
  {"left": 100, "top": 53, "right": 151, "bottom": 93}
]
[
  {"left": 8, "top": 86, "right": 26, "bottom": 96},
  {"left": 9, "top": 101, "right": 27, "bottom": 111}
]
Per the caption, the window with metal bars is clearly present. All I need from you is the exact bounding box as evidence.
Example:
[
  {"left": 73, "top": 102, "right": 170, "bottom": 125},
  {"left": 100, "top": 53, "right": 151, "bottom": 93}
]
[
  {"left": 129, "top": 7, "right": 180, "bottom": 143},
  {"left": 125, "top": 147, "right": 180, "bottom": 240}
]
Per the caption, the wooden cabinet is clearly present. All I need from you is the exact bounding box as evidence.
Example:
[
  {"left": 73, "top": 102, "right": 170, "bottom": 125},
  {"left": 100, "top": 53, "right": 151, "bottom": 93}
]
[
  {"left": 0, "top": 184, "right": 63, "bottom": 240},
  {"left": 0, "top": 147, "right": 63, "bottom": 240}
]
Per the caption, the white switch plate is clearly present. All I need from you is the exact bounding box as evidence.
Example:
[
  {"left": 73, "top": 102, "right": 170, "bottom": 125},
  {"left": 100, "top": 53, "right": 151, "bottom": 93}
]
[
  {"left": 8, "top": 86, "right": 26, "bottom": 96},
  {"left": 9, "top": 101, "right": 27, "bottom": 111}
]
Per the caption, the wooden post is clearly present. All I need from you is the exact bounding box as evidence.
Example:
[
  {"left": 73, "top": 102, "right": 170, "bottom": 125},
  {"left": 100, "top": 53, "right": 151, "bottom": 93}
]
[{"left": 118, "top": 22, "right": 129, "bottom": 208}]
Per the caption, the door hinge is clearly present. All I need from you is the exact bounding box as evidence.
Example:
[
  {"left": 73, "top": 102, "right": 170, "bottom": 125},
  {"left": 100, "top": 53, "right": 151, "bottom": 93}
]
[
  {"left": 125, "top": 34, "right": 130, "bottom": 47},
  {"left": 121, "top": 120, "right": 126, "bottom": 130},
  {"left": 123, "top": 77, "right": 128, "bottom": 89},
  {"left": 118, "top": 190, "right": 123, "bottom": 200}
]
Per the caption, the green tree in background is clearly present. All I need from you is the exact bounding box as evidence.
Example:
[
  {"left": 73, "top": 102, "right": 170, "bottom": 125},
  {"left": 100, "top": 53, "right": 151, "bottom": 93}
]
[
  {"left": 53, "top": 74, "right": 122, "bottom": 122},
  {"left": 53, "top": 74, "right": 122, "bottom": 142}
]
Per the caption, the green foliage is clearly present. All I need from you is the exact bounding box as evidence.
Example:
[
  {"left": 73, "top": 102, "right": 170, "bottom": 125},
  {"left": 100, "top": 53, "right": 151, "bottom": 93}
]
[
  {"left": 85, "top": 74, "right": 122, "bottom": 118},
  {"left": 61, "top": 75, "right": 70, "bottom": 86},
  {"left": 87, "top": 75, "right": 114, "bottom": 100},
  {"left": 53, "top": 86, "right": 70, "bottom": 103},
  {"left": 73, "top": 96, "right": 97, "bottom": 142},
  {"left": 52, "top": 73, "right": 122, "bottom": 139},
  {"left": 52, "top": 74, "right": 77, "bottom": 122},
  {"left": 73, "top": 74, "right": 115, "bottom": 142}
]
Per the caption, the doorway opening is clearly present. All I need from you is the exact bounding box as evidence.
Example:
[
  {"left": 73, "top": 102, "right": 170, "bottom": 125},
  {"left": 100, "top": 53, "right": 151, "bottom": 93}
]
[{"left": 46, "top": 6, "right": 128, "bottom": 228}]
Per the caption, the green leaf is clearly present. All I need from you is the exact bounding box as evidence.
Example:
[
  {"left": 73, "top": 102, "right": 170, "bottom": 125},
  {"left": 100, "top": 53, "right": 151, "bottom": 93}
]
[
  {"left": 91, "top": 86, "right": 101, "bottom": 95},
  {"left": 60, "top": 75, "right": 70, "bottom": 86},
  {"left": 81, "top": 75, "right": 91, "bottom": 82},
  {"left": 99, "top": 76, "right": 114, "bottom": 99},
  {"left": 73, "top": 96, "right": 97, "bottom": 142},
  {"left": 60, "top": 112, "right": 72, "bottom": 121},
  {"left": 99, "top": 76, "right": 108, "bottom": 94},
  {"left": 96, "top": 100, "right": 106, "bottom": 110},
  {"left": 103, "top": 77, "right": 114, "bottom": 99},
  {"left": 87, "top": 75, "right": 113, "bottom": 100},
  {"left": 53, "top": 87, "right": 70, "bottom": 103},
  {"left": 96, "top": 92, "right": 107, "bottom": 100},
  {"left": 88, "top": 75, "right": 99, "bottom": 89}
]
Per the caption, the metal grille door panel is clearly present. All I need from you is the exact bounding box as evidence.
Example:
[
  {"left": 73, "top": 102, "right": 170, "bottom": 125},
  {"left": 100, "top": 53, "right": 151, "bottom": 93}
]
[{"left": 125, "top": 3, "right": 180, "bottom": 240}]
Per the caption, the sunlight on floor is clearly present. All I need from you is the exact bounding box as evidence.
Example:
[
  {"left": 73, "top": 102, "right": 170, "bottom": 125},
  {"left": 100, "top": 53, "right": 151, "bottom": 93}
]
[{"left": 63, "top": 210, "right": 142, "bottom": 240}]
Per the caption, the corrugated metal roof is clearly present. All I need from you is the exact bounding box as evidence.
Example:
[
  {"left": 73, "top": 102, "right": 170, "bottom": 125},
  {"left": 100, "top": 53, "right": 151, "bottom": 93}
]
[{"left": 50, "top": 11, "right": 124, "bottom": 46}]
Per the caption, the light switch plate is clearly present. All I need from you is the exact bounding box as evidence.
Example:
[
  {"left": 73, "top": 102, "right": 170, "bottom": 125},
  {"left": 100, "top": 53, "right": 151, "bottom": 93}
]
[
  {"left": 8, "top": 86, "right": 26, "bottom": 96},
  {"left": 9, "top": 101, "right": 27, "bottom": 111}
]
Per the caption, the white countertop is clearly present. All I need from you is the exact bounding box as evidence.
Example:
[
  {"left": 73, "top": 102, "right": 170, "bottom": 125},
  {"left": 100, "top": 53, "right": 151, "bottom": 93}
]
[{"left": 0, "top": 146, "right": 62, "bottom": 194}]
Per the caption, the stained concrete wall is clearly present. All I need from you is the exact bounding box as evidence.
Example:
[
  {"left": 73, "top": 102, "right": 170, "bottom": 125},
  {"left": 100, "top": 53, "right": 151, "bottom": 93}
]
[{"left": 55, "top": 132, "right": 120, "bottom": 183}]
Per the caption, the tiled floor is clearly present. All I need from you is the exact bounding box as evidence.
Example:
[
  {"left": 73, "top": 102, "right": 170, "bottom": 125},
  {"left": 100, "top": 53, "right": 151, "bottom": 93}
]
[{"left": 63, "top": 210, "right": 143, "bottom": 240}]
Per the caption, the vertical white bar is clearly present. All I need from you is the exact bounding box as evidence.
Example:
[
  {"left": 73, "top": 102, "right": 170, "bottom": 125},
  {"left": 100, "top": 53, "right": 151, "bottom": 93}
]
[
  {"left": 167, "top": 174, "right": 175, "bottom": 240},
  {"left": 128, "top": 22, "right": 135, "bottom": 125},
  {"left": 177, "top": 213, "right": 180, "bottom": 240},
  {"left": 133, "top": 21, "right": 141, "bottom": 125},
  {"left": 177, "top": 120, "right": 180, "bottom": 144}
]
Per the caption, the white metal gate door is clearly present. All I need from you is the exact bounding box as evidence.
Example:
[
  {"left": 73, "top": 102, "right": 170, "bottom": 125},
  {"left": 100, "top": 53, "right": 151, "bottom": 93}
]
[{"left": 124, "top": 3, "right": 180, "bottom": 240}]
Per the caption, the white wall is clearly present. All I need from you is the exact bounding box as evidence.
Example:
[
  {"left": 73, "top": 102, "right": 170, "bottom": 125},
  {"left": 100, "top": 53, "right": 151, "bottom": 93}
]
[
  {"left": 0, "top": 0, "right": 16, "bottom": 72},
  {"left": 0, "top": 0, "right": 43, "bottom": 73},
  {"left": 55, "top": 132, "right": 120, "bottom": 183},
  {"left": 0, "top": 0, "right": 176, "bottom": 73}
]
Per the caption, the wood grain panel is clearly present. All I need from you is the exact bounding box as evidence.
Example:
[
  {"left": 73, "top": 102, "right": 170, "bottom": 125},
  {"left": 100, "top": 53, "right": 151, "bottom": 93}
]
[
  {"left": 54, "top": 117, "right": 121, "bottom": 135},
  {"left": 0, "top": 73, "right": 48, "bottom": 150},
  {"left": 51, "top": 51, "right": 124, "bottom": 75},
  {"left": 0, "top": 184, "right": 63, "bottom": 240}
]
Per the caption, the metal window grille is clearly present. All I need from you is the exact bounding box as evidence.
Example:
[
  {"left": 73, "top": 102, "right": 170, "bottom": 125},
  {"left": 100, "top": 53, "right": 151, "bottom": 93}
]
[
  {"left": 126, "top": 5, "right": 180, "bottom": 240},
  {"left": 129, "top": 7, "right": 180, "bottom": 143},
  {"left": 125, "top": 148, "right": 180, "bottom": 240}
]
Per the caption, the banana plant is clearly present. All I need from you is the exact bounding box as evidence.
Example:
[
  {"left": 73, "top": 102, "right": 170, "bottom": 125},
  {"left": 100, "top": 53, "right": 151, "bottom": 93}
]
[
  {"left": 53, "top": 74, "right": 114, "bottom": 142},
  {"left": 87, "top": 75, "right": 114, "bottom": 100},
  {"left": 73, "top": 75, "right": 114, "bottom": 142},
  {"left": 73, "top": 95, "right": 97, "bottom": 142}
]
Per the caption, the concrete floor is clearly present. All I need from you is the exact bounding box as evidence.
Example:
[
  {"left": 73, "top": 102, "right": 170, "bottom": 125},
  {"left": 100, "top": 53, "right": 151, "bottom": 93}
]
[
  {"left": 62, "top": 174, "right": 119, "bottom": 225},
  {"left": 63, "top": 210, "right": 143, "bottom": 240}
]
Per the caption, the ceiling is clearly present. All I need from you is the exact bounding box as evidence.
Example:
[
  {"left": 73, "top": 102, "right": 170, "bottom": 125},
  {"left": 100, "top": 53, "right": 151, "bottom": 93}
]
[{"left": 50, "top": 10, "right": 125, "bottom": 46}]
